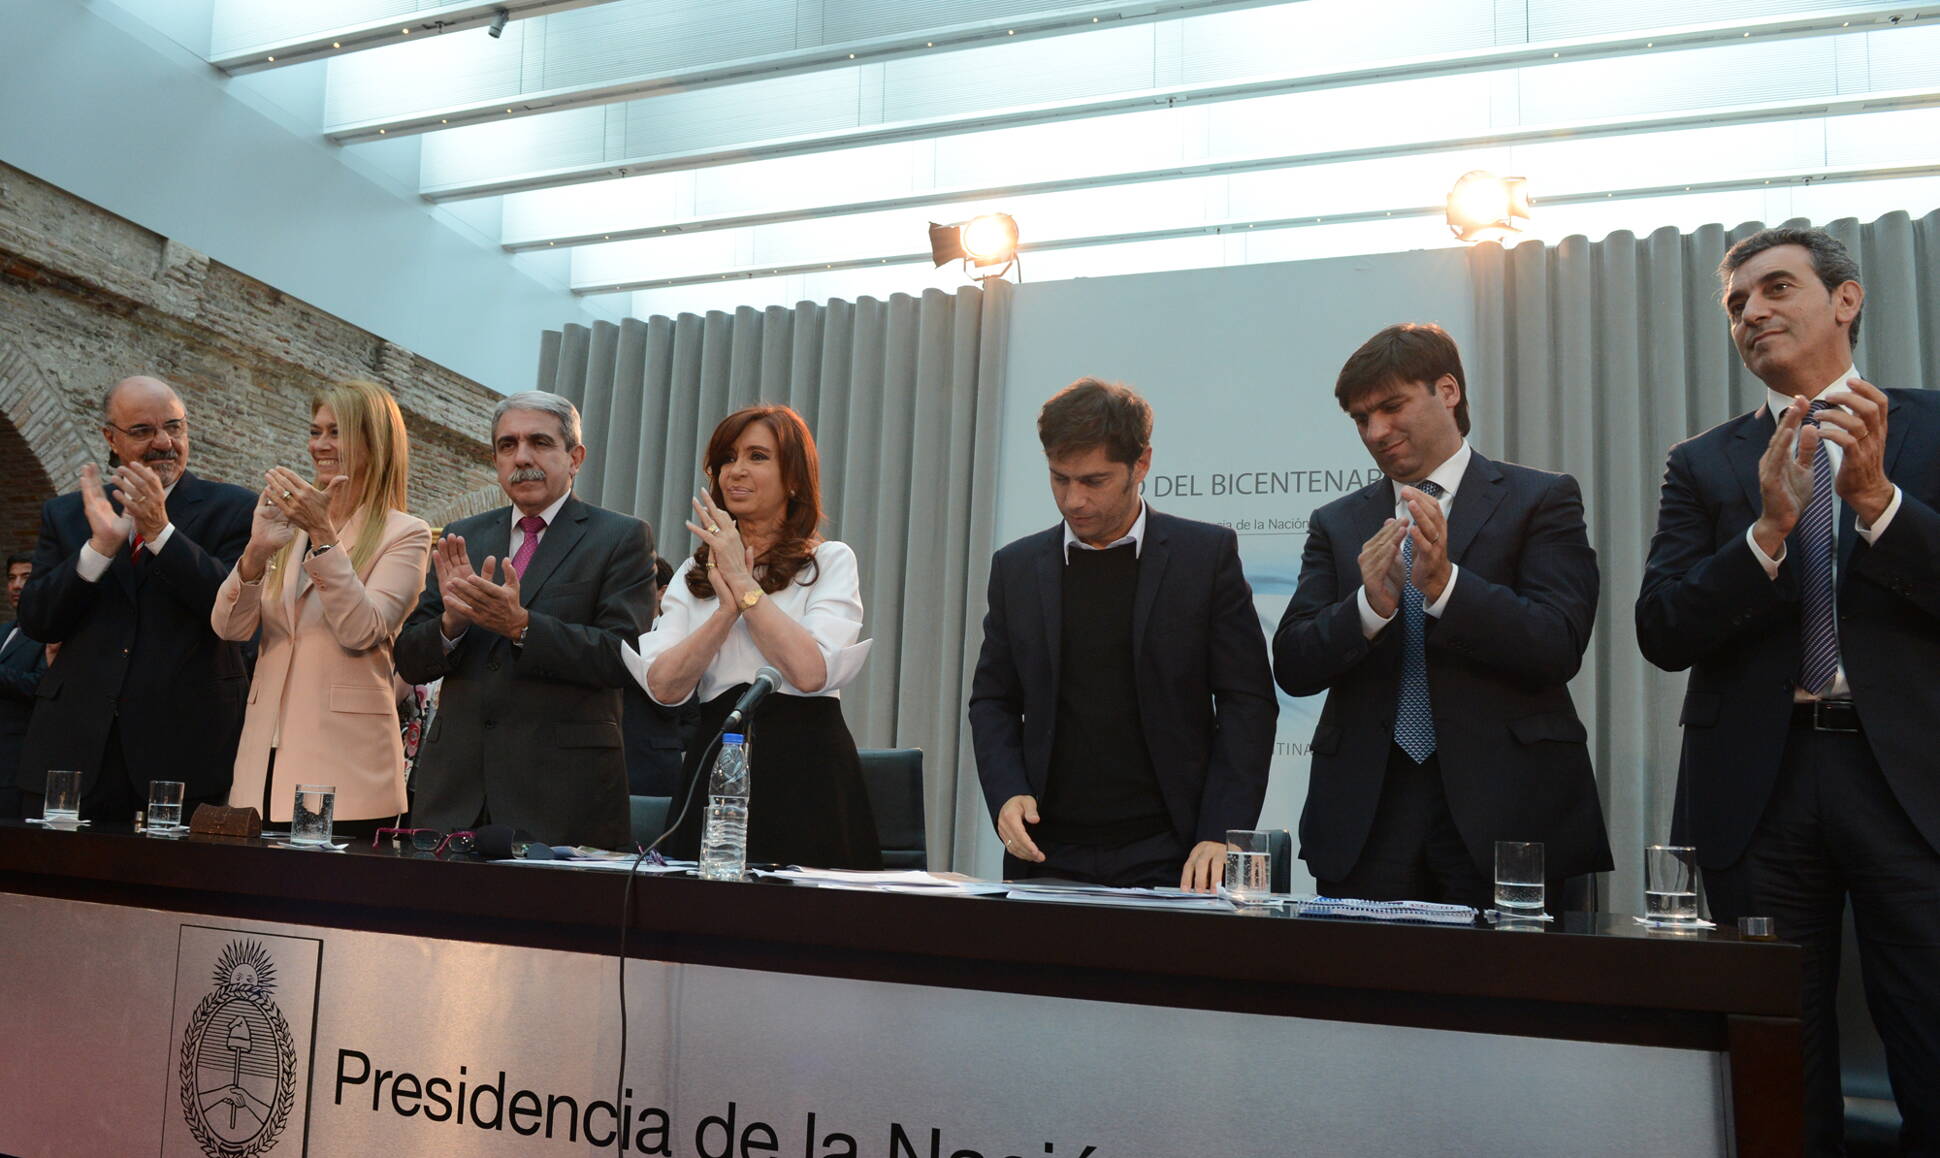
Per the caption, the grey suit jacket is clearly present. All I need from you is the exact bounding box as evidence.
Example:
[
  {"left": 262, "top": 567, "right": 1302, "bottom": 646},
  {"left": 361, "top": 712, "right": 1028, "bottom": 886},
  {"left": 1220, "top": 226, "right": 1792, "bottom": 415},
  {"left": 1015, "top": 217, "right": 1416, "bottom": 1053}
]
[{"left": 394, "top": 494, "right": 656, "bottom": 847}]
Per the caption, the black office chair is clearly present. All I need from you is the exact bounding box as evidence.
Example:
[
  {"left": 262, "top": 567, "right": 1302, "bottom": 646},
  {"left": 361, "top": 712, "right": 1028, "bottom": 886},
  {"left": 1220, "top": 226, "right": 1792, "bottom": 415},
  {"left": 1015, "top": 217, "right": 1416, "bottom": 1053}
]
[
  {"left": 629, "top": 794, "right": 671, "bottom": 848},
  {"left": 857, "top": 748, "right": 926, "bottom": 869}
]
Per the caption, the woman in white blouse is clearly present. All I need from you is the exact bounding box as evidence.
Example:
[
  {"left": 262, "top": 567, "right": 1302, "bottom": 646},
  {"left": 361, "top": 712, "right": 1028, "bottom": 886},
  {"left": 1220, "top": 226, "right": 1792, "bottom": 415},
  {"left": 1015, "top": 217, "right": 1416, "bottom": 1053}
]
[{"left": 629, "top": 404, "right": 880, "bottom": 868}]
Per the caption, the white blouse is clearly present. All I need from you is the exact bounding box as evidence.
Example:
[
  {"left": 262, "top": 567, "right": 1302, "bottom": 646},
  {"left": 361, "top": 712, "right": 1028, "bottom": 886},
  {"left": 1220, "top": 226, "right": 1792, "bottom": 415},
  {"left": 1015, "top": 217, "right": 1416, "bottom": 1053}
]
[{"left": 626, "top": 540, "right": 868, "bottom": 707}]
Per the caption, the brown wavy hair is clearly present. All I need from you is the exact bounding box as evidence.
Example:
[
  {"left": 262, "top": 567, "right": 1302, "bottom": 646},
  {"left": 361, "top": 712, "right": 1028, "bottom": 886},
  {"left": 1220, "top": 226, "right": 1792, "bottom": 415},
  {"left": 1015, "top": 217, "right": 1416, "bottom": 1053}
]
[{"left": 686, "top": 405, "right": 824, "bottom": 600}]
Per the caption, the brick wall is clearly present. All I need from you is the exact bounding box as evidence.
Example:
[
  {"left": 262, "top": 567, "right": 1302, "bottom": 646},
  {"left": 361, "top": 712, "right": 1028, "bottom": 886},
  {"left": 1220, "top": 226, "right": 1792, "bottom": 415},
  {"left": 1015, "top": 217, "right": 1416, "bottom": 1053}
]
[
  {"left": 0, "top": 161, "right": 503, "bottom": 547},
  {"left": 0, "top": 416, "right": 51, "bottom": 565}
]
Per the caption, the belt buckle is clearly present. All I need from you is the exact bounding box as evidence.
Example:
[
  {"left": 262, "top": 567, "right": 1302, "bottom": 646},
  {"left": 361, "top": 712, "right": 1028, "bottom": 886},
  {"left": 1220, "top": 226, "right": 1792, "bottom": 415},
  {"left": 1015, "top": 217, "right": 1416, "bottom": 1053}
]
[{"left": 1812, "top": 700, "right": 1860, "bottom": 733}]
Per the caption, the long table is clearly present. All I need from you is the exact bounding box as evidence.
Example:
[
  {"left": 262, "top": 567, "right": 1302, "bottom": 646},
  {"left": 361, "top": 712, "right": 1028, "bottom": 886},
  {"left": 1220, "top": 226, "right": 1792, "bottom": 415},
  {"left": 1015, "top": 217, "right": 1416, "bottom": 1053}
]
[{"left": 0, "top": 821, "right": 1800, "bottom": 1157}]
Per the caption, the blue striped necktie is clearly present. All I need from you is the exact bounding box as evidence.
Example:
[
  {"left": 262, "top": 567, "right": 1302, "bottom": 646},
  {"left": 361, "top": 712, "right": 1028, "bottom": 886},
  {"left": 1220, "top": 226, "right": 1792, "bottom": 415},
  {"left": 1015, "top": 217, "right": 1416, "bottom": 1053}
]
[
  {"left": 1395, "top": 480, "right": 1446, "bottom": 763},
  {"left": 1798, "top": 401, "right": 1840, "bottom": 695}
]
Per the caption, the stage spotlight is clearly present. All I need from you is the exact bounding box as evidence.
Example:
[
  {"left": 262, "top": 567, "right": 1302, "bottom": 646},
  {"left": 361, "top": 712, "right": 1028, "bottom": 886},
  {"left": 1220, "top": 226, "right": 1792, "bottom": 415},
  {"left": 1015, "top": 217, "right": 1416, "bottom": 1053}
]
[
  {"left": 929, "top": 213, "right": 1020, "bottom": 281},
  {"left": 1445, "top": 171, "right": 1532, "bottom": 243},
  {"left": 487, "top": 8, "right": 510, "bottom": 38}
]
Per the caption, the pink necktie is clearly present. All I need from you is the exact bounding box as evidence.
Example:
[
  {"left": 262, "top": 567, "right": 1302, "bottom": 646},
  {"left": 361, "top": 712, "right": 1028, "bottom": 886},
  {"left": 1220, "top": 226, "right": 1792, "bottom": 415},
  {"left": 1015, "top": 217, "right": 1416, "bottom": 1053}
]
[{"left": 508, "top": 515, "right": 546, "bottom": 578}]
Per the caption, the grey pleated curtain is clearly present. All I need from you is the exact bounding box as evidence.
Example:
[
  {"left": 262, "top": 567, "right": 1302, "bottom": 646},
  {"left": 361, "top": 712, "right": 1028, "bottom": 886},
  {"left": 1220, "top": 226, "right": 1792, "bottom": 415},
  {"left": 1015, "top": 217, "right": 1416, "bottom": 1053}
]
[
  {"left": 537, "top": 284, "right": 1012, "bottom": 871},
  {"left": 1466, "top": 208, "right": 1940, "bottom": 908}
]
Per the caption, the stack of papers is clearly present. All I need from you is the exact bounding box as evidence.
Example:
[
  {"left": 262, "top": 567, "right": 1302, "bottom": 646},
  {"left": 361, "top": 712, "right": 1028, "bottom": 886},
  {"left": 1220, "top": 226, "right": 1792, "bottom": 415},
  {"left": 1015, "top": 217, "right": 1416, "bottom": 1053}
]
[
  {"left": 1296, "top": 896, "right": 1478, "bottom": 925},
  {"left": 1004, "top": 881, "right": 1236, "bottom": 911},
  {"left": 757, "top": 867, "right": 1010, "bottom": 896},
  {"left": 490, "top": 852, "right": 693, "bottom": 872}
]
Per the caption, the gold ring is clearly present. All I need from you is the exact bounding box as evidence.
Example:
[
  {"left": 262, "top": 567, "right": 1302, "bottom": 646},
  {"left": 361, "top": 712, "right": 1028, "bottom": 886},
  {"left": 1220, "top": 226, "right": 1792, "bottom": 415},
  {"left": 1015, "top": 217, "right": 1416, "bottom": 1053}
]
[
  {"left": 707, "top": 524, "right": 720, "bottom": 534},
  {"left": 281, "top": 490, "right": 293, "bottom": 499}
]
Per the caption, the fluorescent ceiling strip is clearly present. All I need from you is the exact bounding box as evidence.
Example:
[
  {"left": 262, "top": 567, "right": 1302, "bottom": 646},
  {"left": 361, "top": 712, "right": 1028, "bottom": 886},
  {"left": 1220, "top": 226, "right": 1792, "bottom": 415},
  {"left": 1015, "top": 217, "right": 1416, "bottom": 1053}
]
[
  {"left": 416, "top": 2, "right": 1940, "bottom": 199},
  {"left": 325, "top": 0, "right": 1293, "bottom": 140},
  {"left": 504, "top": 88, "right": 1940, "bottom": 250},
  {"left": 571, "top": 160, "right": 1940, "bottom": 294},
  {"left": 211, "top": 0, "right": 616, "bottom": 74}
]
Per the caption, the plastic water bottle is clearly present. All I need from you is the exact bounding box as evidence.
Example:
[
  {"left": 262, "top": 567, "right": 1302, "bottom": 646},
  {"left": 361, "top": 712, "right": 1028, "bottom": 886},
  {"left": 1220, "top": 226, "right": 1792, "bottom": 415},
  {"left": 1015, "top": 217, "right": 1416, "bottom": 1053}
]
[{"left": 698, "top": 733, "right": 750, "bottom": 881}]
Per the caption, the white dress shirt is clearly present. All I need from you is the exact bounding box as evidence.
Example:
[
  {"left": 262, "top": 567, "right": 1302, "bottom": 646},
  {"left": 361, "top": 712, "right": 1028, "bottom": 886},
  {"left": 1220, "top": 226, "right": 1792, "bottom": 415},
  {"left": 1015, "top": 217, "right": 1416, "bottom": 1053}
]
[
  {"left": 509, "top": 491, "right": 572, "bottom": 561},
  {"left": 1062, "top": 500, "right": 1147, "bottom": 562},
  {"left": 77, "top": 478, "right": 179, "bottom": 582},
  {"left": 628, "top": 540, "right": 866, "bottom": 706},
  {"left": 1357, "top": 440, "right": 1471, "bottom": 638},
  {"left": 1745, "top": 366, "right": 1903, "bottom": 699}
]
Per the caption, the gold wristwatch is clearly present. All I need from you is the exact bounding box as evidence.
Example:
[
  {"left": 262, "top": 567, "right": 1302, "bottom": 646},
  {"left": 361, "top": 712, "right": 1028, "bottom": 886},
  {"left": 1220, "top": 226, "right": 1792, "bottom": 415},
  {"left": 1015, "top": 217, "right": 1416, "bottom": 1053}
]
[{"left": 740, "top": 588, "right": 763, "bottom": 610}]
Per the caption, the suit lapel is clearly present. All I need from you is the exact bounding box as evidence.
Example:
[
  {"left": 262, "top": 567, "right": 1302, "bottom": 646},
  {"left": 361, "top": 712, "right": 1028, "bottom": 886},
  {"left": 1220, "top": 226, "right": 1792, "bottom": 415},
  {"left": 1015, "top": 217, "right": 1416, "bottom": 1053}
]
[
  {"left": 0, "top": 623, "right": 26, "bottom": 667},
  {"left": 517, "top": 496, "right": 586, "bottom": 605},
  {"left": 472, "top": 507, "right": 513, "bottom": 576},
  {"left": 1444, "top": 452, "right": 1505, "bottom": 565},
  {"left": 1033, "top": 532, "right": 1063, "bottom": 693},
  {"left": 144, "top": 471, "right": 211, "bottom": 589},
  {"left": 1731, "top": 408, "right": 1774, "bottom": 516},
  {"left": 285, "top": 529, "right": 313, "bottom": 619},
  {"left": 1130, "top": 510, "right": 1169, "bottom": 668},
  {"left": 1349, "top": 477, "right": 1393, "bottom": 571},
  {"left": 1840, "top": 392, "right": 1906, "bottom": 579}
]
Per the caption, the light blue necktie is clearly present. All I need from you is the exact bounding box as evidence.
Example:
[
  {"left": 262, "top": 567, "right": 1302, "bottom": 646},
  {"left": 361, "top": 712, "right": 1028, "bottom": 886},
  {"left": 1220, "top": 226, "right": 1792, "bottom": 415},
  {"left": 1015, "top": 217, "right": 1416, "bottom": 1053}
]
[
  {"left": 1394, "top": 480, "right": 1446, "bottom": 764},
  {"left": 1797, "top": 402, "right": 1840, "bottom": 695}
]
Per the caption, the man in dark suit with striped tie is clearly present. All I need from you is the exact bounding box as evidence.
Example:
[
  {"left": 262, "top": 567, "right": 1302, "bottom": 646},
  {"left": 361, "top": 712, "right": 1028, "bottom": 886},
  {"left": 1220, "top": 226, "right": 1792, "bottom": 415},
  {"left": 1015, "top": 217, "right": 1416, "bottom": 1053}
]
[
  {"left": 1275, "top": 323, "right": 1611, "bottom": 908},
  {"left": 1637, "top": 227, "right": 1940, "bottom": 1156}
]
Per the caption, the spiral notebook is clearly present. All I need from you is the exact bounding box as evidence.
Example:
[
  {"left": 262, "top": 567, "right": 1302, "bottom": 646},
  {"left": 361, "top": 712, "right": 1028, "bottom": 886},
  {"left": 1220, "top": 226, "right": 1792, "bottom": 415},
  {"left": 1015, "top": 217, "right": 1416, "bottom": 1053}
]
[{"left": 1296, "top": 896, "right": 1479, "bottom": 925}]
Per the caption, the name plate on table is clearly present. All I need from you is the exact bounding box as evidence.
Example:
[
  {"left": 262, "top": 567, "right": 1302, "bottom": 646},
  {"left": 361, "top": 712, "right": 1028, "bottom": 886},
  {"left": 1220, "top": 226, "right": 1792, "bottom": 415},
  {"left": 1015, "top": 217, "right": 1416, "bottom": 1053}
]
[{"left": 0, "top": 893, "right": 1730, "bottom": 1157}]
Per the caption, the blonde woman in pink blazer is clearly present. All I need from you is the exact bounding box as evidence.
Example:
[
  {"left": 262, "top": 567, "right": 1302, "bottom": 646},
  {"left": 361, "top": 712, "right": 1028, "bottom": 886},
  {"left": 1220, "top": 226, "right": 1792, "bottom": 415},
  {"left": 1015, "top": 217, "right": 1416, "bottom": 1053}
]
[{"left": 213, "top": 380, "right": 431, "bottom": 835}]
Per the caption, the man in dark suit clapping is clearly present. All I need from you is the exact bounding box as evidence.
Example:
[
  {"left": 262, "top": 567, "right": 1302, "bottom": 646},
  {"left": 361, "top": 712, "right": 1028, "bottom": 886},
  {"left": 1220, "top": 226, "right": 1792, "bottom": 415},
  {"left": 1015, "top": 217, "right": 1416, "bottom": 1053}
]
[
  {"left": 1636, "top": 227, "right": 1940, "bottom": 1155},
  {"left": 15, "top": 376, "right": 255, "bottom": 820},
  {"left": 1274, "top": 324, "right": 1611, "bottom": 907},
  {"left": 395, "top": 391, "right": 656, "bottom": 849},
  {"left": 970, "top": 378, "right": 1277, "bottom": 891}
]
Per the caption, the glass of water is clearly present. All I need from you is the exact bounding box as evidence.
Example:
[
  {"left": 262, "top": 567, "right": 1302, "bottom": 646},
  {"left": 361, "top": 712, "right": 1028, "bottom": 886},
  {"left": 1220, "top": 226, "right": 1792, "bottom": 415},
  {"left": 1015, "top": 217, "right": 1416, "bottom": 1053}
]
[
  {"left": 1222, "top": 829, "right": 1274, "bottom": 904},
  {"left": 1494, "top": 841, "right": 1546, "bottom": 917},
  {"left": 147, "top": 779, "right": 186, "bottom": 833},
  {"left": 291, "top": 784, "right": 336, "bottom": 847},
  {"left": 43, "top": 769, "right": 82, "bottom": 824},
  {"left": 1644, "top": 845, "right": 1701, "bottom": 923}
]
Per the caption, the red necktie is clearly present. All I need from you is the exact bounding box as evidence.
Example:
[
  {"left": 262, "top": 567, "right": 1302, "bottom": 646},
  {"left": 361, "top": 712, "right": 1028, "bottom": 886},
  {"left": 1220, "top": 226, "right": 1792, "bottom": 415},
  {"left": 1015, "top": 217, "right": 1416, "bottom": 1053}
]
[{"left": 508, "top": 516, "right": 546, "bottom": 578}]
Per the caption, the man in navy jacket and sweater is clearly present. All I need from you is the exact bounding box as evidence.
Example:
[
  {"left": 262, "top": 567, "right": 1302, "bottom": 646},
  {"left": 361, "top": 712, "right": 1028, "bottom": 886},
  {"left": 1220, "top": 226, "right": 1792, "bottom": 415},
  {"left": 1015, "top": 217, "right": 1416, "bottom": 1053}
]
[{"left": 970, "top": 378, "right": 1276, "bottom": 890}]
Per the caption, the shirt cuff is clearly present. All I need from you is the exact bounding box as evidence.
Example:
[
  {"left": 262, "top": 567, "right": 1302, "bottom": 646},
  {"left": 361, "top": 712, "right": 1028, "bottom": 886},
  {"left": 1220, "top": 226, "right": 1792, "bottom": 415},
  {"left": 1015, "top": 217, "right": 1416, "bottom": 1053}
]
[
  {"left": 1423, "top": 564, "right": 1458, "bottom": 618},
  {"left": 77, "top": 542, "right": 113, "bottom": 583},
  {"left": 148, "top": 523, "right": 176, "bottom": 556},
  {"left": 440, "top": 628, "right": 465, "bottom": 653},
  {"left": 1745, "top": 524, "right": 1783, "bottom": 579},
  {"left": 1856, "top": 486, "right": 1903, "bottom": 544},
  {"left": 1356, "top": 586, "right": 1395, "bottom": 639}
]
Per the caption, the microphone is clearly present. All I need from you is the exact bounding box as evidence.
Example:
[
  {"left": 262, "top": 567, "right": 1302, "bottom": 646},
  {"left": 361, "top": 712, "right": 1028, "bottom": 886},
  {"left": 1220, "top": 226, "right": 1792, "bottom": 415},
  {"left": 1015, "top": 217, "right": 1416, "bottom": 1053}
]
[{"left": 722, "top": 666, "right": 783, "bottom": 732}]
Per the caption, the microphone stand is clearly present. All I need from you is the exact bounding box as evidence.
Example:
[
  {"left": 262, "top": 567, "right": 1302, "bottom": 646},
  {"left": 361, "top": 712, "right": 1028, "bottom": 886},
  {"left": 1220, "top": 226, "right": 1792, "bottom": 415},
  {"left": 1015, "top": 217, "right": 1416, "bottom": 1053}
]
[{"left": 616, "top": 698, "right": 761, "bottom": 1129}]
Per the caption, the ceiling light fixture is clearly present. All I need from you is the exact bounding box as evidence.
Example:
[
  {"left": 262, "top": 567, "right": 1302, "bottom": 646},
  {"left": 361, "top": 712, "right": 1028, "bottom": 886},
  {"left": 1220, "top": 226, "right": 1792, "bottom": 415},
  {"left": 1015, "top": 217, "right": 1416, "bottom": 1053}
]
[
  {"left": 1445, "top": 171, "right": 1531, "bottom": 243},
  {"left": 929, "top": 213, "right": 1020, "bottom": 282}
]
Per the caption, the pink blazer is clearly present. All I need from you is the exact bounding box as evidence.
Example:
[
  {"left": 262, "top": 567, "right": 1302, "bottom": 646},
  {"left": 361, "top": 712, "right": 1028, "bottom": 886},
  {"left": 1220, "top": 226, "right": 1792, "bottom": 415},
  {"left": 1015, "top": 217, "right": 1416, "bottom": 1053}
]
[{"left": 213, "top": 509, "right": 431, "bottom": 822}]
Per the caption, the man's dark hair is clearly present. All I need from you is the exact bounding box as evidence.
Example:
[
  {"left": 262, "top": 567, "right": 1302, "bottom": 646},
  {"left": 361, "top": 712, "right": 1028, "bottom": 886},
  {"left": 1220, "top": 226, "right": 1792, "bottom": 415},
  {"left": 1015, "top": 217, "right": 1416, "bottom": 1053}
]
[
  {"left": 1718, "top": 226, "right": 1863, "bottom": 348},
  {"left": 1037, "top": 377, "right": 1153, "bottom": 466},
  {"left": 1334, "top": 323, "right": 1471, "bottom": 436},
  {"left": 5, "top": 554, "right": 29, "bottom": 570}
]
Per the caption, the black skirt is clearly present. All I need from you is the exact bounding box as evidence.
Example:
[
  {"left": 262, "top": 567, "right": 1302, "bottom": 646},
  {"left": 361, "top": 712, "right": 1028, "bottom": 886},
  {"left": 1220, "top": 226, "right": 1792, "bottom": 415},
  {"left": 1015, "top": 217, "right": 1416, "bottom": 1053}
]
[{"left": 663, "top": 687, "right": 882, "bottom": 870}]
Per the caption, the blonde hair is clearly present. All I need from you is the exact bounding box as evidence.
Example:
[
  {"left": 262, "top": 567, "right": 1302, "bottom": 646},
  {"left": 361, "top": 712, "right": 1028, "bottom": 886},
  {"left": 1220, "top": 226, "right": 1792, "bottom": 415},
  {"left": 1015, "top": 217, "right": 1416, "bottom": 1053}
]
[{"left": 267, "top": 380, "right": 411, "bottom": 597}]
